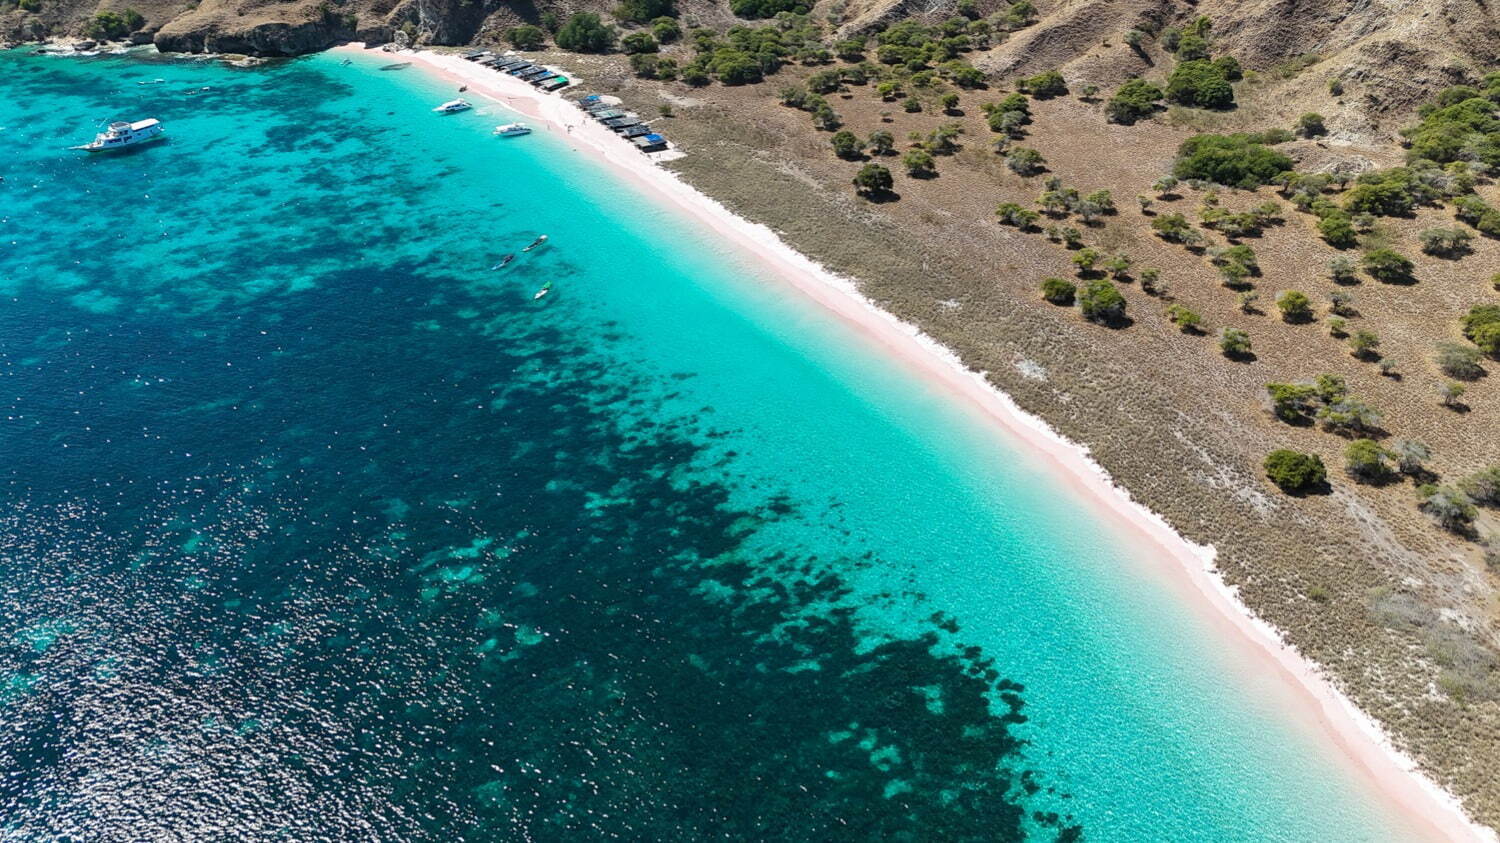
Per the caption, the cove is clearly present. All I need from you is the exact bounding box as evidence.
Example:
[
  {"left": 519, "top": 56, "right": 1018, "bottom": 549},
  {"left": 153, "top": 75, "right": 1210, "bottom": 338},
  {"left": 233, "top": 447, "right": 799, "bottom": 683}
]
[{"left": 0, "top": 48, "right": 1445, "bottom": 839}]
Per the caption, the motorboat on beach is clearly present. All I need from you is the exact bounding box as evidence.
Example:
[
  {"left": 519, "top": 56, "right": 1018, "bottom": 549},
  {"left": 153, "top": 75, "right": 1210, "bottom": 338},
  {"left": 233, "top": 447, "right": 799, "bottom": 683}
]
[
  {"left": 70, "top": 119, "right": 165, "bottom": 152},
  {"left": 493, "top": 122, "right": 532, "bottom": 137},
  {"left": 433, "top": 98, "right": 472, "bottom": 114}
]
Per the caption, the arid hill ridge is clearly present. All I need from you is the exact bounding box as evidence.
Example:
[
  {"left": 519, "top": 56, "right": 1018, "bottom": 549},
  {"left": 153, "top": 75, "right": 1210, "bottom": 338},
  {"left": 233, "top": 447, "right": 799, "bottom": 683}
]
[{"left": 5, "top": 0, "right": 1498, "bottom": 130}]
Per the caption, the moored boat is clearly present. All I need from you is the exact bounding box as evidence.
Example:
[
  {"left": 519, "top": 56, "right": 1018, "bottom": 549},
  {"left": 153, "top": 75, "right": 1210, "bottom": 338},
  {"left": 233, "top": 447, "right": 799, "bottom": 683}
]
[
  {"left": 70, "top": 118, "right": 165, "bottom": 152},
  {"left": 433, "top": 98, "right": 472, "bottom": 114},
  {"left": 493, "top": 122, "right": 532, "bottom": 137}
]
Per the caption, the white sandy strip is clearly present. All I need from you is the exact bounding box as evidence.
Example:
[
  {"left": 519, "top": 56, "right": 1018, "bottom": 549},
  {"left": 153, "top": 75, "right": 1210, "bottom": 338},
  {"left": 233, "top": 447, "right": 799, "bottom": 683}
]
[{"left": 340, "top": 43, "right": 1495, "bottom": 842}]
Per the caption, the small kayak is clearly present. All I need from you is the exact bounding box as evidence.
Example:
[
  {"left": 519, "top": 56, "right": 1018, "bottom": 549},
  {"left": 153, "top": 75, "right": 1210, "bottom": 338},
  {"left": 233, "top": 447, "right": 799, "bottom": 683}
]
[
  {"left": 340, "top": 58, "right": 352, "bottom": 66},
  {"left": 136, "top": 78, "right": 165, "bottom": 85},
  {"left": 522, "top": 234, "right": 548, "bottom": 252},
  {"left": 533, "top": 281, "right": 553, "bottom": 300},
  {"left": 491, "top": 253, "right": 516, "bottom": 270}
]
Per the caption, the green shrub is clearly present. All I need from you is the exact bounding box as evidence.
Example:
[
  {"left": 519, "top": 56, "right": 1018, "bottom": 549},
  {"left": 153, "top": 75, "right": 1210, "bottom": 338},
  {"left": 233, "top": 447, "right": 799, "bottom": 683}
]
[
  {"left": 620, "top": 31, "right": 659, "bottom": 53},
  {"left": 1165, "top": 303, "right": 1202, "bottom": 332},
  {"left": 1315, "top": 210, "right": 1357, "bottom": 248},
  {"left": 730, "top": 0, "right": 810, "bottom": 17},
  {"left": 1220, "top": 327, "right": 1252, "bottom": 357},
  {"left": 1005, "top": 147, "right": 1045, "bottom": 175},
  {"left": 1362, "top": 249, "right": 1413, "bottom": 283},
  {"left": 995, "top": 202, "right": 1039, "bottom": 228},
  {"left": 852, "top": 163, "right": 893, "bottom": 197},
  {"left": 555, "top": 13, "right": 615, "bottom": 52},
  {"left": 1460, "top": 304, "right": 1500, "bottom": 354},
  {"left": 84, "top": 9, "right": 143, "bottom": 38},
  {"left": 1165, "top": 59, "right": 1236, "bottom": 109},
  {"left": 1404, "top": 94, "right": 1500, "bottom": 167},
  {"left": 1150, "top": 213, "right": 1194, "bottom": 242},
  {"left": 1276, "top": 290, "right": 1313, "bottom": 322},
  {"left": 1041, "top": 277, "right": 1076, "bottom": 304},
  {"left": 651, "top": 16, "right": 682, "bottom": 42},
  {"left": 1266, "top": 382, "right": 1319, "bottom": 422},
  {"left": 507, "top": 24, "right": 546, "bottom": 50},
  {"left": 615, "top": 0, "right": 673, "bottom": 23},
  {"left": 1106, "top": 78, "right": 1164, "bottom": 124},
  {"left": 1172, "top": 133, "right": 1293, "bottom": 188},
  {"left": 903, "top": 147, "right": 935, "bottom": 175},
  {"left": 1343, "top": 168, "right": 1426, "bottom": 216},
  {"left": 1418, "top": 484, "right": 1477, "bottom": 532},
  {"left": 1019, "top": 69, "right": 1067, "bottom": 98},
  {"left": 1345, "top": 439, "right": 1393, "bottom": 481},
  {"left": 830, "top": 130, "right": 864, "bottom": 159},
  {"left": 1296, "top": 112, "right": 1326, "bottom": 137},
  {"left": 1078, "top": 278, "right": 1126, "bottom": 323},
  {"left": 1264, "top": 449, "right": 1326, "bottom": 491}
]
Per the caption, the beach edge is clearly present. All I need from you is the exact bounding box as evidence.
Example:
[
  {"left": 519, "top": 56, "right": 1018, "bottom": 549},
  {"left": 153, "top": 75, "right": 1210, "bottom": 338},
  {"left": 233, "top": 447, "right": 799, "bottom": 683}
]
[{"left": 350, "top": 43, "right": 1495, "bottom": 843}]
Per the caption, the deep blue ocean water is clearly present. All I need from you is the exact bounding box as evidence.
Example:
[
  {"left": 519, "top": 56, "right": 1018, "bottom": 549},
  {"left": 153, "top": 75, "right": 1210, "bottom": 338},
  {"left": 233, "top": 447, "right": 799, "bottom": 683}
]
[{"left": 0, "top": 48, "right": 1427, "bottom": 839}]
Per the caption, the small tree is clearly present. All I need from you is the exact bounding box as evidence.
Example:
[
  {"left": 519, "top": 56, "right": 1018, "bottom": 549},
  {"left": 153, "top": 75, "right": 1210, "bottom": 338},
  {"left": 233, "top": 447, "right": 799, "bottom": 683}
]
[
  {"left": 941, "top": 92, "right": 961, "bottom": 113},
  {"left": 555, "top": 12, "right": 616, "bottom": 52},
  {"left": 1220, "top": 328, "right": 1252, "bottom": 358},
  {"left": 903, "top": 148, "right": 936, "bottom": 176},
  {"left": 830, "top": 130, "right": 864, "bottom": 159},
  {"left": 1266, "top": 382, "right": 1319, "bottom": 423},
  {"left": 1139, "top": 268, "right": 1165, "bottom": 297},
  {"left": 1392, "top": 439, "right": 1430, "bottom": 476},
  {"left": 1071, "top": 247, "right": 1100, "bottom": 275},
  {"left": 1006, "top": 147, "right": 1046, "bottom": 176},
  {"left": 1237, "top": 291, "right": 1260, "bottom": 314},
  {"left": 1276, "top": 290, "right": 1313, "bottom": 322},
  {"left": 620, "top": 32, "right": 659, "bottom": 54},
  {"left": 508, "top": 24, "right": 546, "bottom": 50},
  {"left": 1419, "top": 228, "right": 1473, "bottom": 257},
  {"left": 1438, "top": 380, "right": 1467, "bottom": 408},
  {"left": 1418, "top": 484, "right": 1477, "bottom": 533},
  {"left": 903, "top": 96, "right": 923, "bottom": 113},
  {"left": 1295, "top": 112, "right": 1327, "bottom": 138},
  {"left": 1078, "top": 279, "right": 1126, "bottom": 323},
  {"left": 1348, "top": 330, "right": 1380, "bottom": 360},
  {"left": 852, "top": 163, "right": 893, "bottom": 197},
  {"left": 1462, "top": 466, "right": 1500, "bottom": 506},
  {"left": 1328, "top": 255, "right": 1358, "bottom": 284},
  {"left": 996, "top": 202, "right": 1039, "bottom": 229},
  {"left": 1329, "top": 291, "right": 1355, "bottom": 316},
  {"left": 1317, "top": 398, "right": 1381, "bottom": 434},
  {"left": 1345, "top": 438, "right": 1393, "bottom": 482},
  {"left": 1041, "top": 277, "right": 1076, "bottom": 304},
  {"left": 867, "top": 130, "right": 895, "bottom": 155},
  {"left": 1166, "top": 304, "right": 1202, "bottom": 333},
  {"left": 1435, "top": 342, "right": 1484, "bottom": 379},
  {"left": 1327, "top": 316, "right": 1347, "bottom": 337},
  {"left": 1153, "top": 175, "right": 1179, "bottom": 198},
  {"left": 1362, "top": 248, "right": 1414, "bottom": 283},
  {"left": 1103, "top": 254, "right": 1131, "bottom": 279},
  {"left": 1264, "top": 450, "right": 1326, "bottom": 492}
]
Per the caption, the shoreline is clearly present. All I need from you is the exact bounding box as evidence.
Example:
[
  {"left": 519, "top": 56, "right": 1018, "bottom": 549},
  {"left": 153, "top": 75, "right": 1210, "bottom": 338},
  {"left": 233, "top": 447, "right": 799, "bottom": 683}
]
[{"left": 344, "top": 44, "right": 1494, "bottom": 841}]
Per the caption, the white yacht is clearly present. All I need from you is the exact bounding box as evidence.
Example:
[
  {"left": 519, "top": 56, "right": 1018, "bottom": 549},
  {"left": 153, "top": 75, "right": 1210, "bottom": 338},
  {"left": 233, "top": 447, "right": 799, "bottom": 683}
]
[
  {"left": 71, "top": 119, "right": 165, "bottom": 152},
  {"left": 433, "top": 98, "right": 472, "bottom": 114},
  {"left": 493, "top": 122, "right": 531, "bottom": 137}
]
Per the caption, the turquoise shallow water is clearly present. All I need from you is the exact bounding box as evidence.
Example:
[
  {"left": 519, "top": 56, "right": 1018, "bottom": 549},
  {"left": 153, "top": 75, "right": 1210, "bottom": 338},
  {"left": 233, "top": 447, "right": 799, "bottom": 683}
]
[{"left": 0, "top": 49, "right": 1427, "bottom": 839}]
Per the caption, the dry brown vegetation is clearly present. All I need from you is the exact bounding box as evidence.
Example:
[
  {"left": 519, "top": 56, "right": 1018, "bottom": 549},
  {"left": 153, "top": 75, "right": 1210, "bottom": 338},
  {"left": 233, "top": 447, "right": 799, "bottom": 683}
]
[{"left": 534, "top": 33, "right": 1500, "bottom": 827}]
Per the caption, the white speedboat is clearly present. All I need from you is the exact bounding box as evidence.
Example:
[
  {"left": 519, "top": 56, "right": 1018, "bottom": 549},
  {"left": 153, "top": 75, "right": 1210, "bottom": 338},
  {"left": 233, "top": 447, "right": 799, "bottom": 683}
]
[
  {"left": 433, "top": 98, "right": 472, "bottom": 114},
  {"left": 70, "top": 119, "right": 165, "bottom": 152},
  {"left": 493, "top": 122, "right": 531, "bottom": 137}
]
